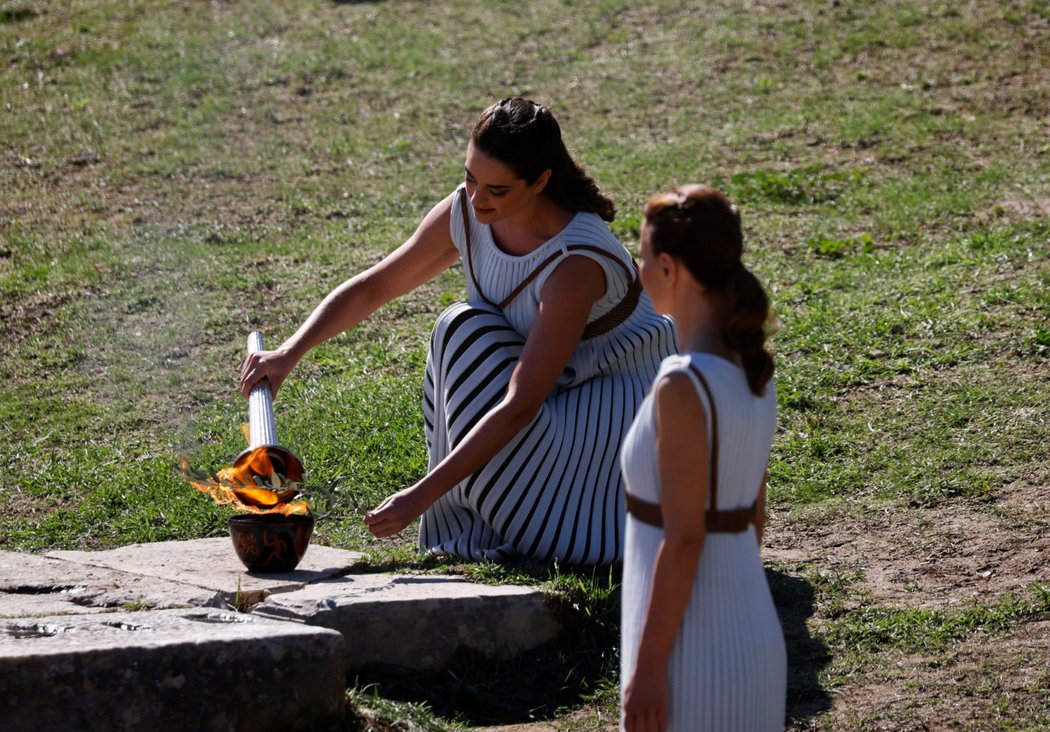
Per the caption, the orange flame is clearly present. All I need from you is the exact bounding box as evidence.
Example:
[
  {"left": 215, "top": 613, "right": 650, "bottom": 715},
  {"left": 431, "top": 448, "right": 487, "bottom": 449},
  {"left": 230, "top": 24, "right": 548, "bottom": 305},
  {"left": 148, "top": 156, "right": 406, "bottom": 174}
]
[{"left": 181, "top": 445, "right": 309, "bottom": 516}]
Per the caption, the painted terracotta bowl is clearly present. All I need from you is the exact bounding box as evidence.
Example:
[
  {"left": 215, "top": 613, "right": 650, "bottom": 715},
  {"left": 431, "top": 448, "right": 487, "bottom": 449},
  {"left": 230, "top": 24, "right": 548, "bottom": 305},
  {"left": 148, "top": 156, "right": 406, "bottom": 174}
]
[{"left": 228, "top": 513, "right": 314, "bottom": 573}]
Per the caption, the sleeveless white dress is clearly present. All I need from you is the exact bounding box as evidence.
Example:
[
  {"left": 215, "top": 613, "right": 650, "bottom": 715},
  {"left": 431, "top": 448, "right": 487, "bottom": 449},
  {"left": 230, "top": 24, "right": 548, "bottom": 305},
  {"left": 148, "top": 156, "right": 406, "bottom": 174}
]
[
  {"left": 620, "top": 353, "right": 786, "bottom": 730},
  {"left": 417, "top": 185, "right": 677, "bottom": 564}
]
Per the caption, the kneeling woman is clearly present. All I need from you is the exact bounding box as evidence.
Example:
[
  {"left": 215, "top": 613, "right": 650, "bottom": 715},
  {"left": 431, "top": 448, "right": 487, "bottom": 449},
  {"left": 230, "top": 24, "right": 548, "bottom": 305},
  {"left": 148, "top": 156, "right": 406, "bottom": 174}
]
[
  {"left": 621, "top": 186, "right": 786, "bottom": 730},
  {"left": 240, "top": 98, "right": 676, "bottom": 564}
]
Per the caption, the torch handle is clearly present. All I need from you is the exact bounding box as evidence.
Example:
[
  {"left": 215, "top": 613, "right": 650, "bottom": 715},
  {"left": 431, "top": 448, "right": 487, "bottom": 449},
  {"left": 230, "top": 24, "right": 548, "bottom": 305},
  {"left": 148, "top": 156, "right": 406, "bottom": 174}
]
[{"left": 246, "top": 331, "right": 279, "bottom": 449}]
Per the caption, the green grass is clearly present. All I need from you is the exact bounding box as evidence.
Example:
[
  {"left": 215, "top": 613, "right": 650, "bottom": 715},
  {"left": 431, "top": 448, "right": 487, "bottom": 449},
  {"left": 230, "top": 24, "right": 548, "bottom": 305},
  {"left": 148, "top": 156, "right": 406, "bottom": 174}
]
[
  {"left": 825, "top": 583, "right": 1050, "bottom": 655},
  {"left": 2, "top": 0, "right": 1048, "bottom": 729}
]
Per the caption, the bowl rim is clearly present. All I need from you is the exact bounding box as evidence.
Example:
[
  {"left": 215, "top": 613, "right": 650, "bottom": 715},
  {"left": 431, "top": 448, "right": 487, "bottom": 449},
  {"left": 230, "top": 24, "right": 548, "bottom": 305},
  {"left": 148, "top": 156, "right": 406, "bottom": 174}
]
[{"left": 228, "top": 512, "right": 315, "bottom": 525}]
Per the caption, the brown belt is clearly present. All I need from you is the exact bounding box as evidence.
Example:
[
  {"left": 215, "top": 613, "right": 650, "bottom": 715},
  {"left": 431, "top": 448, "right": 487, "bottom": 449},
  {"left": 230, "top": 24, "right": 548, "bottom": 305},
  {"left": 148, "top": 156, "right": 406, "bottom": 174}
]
[
  {"left": 626, "top": 492, "right": 756, "bottom": 533},
  {"left": 624, "top": 361, "right": 757, "bottom": 535}
]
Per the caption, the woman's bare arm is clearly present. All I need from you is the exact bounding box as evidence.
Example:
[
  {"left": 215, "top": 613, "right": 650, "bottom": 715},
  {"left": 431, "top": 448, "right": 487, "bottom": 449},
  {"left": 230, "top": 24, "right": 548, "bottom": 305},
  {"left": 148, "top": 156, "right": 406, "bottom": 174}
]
[
  {"left": 363, "top": 254, "right": 606, "bottom": 536},
  {"left": 623, "top": 372, "right": 709, "bottom": 732}
]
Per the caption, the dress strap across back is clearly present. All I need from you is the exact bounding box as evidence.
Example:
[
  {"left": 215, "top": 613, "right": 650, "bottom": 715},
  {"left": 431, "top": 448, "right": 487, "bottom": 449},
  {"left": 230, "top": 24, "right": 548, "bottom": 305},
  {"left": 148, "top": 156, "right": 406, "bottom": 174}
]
[{"left": 625, "top": 361, "right": 758, "bottom": 533}]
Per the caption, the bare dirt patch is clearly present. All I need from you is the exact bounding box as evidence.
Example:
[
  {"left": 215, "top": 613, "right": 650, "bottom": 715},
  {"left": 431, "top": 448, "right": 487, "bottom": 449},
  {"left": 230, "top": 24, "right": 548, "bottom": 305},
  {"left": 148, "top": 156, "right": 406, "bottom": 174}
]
[
  {"left": 766, "top": 493, "right": 1049, "bottom": 610},
  {"left": 994, "top": 195, "right": 1050, "bottom": 223},
  {"left": 816, "top": 620, "right": 1050, "bottom": 731}
]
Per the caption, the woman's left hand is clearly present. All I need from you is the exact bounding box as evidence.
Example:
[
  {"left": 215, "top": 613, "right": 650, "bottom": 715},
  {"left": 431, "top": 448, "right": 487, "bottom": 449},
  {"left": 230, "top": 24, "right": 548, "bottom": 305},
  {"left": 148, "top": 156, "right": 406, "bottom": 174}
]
[
  {"left": 363, "top": 485, "right": 428, "bottom": 538},
  {"left": 623, "top": 668, "right": 668, "bottom": 732}
]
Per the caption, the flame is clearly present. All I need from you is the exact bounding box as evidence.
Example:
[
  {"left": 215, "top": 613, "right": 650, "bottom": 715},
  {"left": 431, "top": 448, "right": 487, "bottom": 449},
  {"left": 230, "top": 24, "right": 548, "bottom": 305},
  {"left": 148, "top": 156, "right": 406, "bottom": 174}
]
[{"left": 181, "top": 445, "right": 309, "bottom": 516}]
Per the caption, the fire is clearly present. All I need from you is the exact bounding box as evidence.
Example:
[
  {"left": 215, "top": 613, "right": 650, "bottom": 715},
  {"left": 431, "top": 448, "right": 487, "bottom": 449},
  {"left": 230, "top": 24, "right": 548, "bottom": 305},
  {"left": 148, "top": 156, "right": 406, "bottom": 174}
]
[{"left": 181, "top": 445, "right": 310, "bottom": 517}]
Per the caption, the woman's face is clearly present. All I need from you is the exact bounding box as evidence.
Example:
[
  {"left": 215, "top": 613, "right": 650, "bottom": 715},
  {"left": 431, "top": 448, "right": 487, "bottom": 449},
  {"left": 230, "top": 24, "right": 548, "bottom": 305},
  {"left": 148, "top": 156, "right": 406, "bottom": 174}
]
[
  {"left": 464, "top": 142, "right": 542, "bottom": 225},
  {"left": 638, "top": 221, "right": 672, "bottom": 314}
]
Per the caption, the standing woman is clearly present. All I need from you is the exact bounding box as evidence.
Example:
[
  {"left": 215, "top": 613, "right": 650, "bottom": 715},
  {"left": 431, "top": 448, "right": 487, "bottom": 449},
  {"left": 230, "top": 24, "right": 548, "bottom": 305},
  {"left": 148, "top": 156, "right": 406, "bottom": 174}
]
[
  {"left": 240, "top": 98, "right": 676, "bottom": 565},
  {"left": 620, "top": 185, "right": 786, "bottom": 730}
]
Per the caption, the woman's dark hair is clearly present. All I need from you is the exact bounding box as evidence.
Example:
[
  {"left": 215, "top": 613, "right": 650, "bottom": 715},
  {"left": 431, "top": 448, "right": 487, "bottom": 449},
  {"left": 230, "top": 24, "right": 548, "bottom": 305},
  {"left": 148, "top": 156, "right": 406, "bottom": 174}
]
[
  {"left": 643, "top": 185, "right": 774, "bottom": 396},
  {"left": 471, "top": 97, "right": 615, "bottom": 222}
]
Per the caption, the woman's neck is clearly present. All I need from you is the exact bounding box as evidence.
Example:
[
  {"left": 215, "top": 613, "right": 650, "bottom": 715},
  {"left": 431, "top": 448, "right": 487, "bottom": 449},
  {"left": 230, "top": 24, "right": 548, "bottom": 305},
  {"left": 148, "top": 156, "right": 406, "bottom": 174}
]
[
  {"left": 491, "top": 196, "right": 574, "bottom": 255},
  {"left": 672, "top": 299, "right": 739, "bottom": 363}
]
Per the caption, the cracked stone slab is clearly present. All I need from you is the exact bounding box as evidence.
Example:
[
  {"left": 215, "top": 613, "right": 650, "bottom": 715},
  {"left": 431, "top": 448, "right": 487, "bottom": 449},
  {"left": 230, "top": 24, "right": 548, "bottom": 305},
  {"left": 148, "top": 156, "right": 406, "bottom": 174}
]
[
  {"left": 0, "top": 608, "right": 345, "bottom": 732},
  {"left": 0, "top": 551, "right": 224, "bottom": 618},
  {"left": 47, "top": 537, "right": 364, "bottom": 606},
  {"left": 252, "top": 573, "right": 564, "bottom": 671}
]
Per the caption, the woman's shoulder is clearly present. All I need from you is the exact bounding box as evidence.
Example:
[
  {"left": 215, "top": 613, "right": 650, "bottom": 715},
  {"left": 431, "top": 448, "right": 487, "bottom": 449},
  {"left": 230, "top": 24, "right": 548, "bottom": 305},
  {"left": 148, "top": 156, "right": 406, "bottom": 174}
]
[
  {"left": 450, "top": 183, "right": 468, "bottom": 215},
  {"left": 448, "top": 184, "right": 474, "bottom": 249},
  {"left": 560, "top": 213, "right": 634, "bottom": 274},
  {"left": 564, "top": 211, "right": 619, "bottom": 245},
  {"left": 680, "top": 351, "right": 744, "bottom": 373},
  {"left": 450, "top": 183, "right": 474, "bottom": 217},
  {"left": 655, "top": 353, "right": 693, "bottom": 378},
  {"left": 679, "top": 352, "right": 777, "bottom": 405},
  {"left": 662, "top": 352, "right": 751, "bottom": 386}
]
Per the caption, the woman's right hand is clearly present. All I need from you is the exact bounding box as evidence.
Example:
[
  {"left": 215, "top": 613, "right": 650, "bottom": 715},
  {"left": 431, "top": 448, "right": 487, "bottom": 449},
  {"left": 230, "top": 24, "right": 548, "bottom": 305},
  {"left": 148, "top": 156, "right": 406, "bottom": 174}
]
[
  {"left": 240, "top": 348, "right": 296, "bottom": 400},
  {"left": 623, "top": 667, "right": 668, "bottom": 732},
  {"left": 362, "top": 483, "right": 431, "bottom": 538}
]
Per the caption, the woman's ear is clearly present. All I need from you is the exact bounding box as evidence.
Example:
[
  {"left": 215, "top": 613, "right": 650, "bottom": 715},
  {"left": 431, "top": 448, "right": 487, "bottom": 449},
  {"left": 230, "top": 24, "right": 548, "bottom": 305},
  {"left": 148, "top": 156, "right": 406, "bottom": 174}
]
[
  {"left": 532, "top": 168, "right": 552, "bottom": 194},
  {"left": 658, "top": 252, "right": 677, "bottom": 282}
]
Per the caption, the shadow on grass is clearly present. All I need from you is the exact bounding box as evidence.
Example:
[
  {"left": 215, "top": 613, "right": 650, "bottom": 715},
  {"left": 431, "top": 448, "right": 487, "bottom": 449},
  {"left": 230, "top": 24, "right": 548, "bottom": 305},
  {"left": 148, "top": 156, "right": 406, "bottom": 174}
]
[
  {"left": 0, "top": 9, "right": 39, "bottom": 24},
  {"left": 347, "top": 562, "right": 621, "bottom": 727},
  {"left": 767, "top": 567, "right": 833, "bottom": 727}
]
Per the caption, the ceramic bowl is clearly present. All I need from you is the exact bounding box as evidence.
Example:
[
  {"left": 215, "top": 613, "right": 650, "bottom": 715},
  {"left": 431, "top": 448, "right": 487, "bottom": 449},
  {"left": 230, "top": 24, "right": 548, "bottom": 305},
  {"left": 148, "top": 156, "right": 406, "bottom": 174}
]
[{"left": 228, "top": 513, "right": 314, "bottom": 573}]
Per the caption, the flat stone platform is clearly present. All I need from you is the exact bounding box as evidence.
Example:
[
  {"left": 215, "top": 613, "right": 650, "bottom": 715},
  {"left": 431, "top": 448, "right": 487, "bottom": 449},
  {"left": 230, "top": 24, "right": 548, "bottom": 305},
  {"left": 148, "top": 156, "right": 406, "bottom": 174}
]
[
  {"left": 1, "top": 608, "right": 346, "bottom": 732},
  {"left": 253, "top": 572, "right": 562, "bottom": 670},
  {"left": 1, "top": 539, "right": 564, "bottom": 732},
  {"left": 45, "top": 537, "right": 361, "bottom": 608}
]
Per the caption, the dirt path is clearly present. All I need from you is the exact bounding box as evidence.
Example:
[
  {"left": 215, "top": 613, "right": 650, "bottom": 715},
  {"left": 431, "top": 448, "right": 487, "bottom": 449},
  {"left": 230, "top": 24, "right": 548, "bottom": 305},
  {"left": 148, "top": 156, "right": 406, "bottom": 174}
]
[{"left": 766, "top": 483, "right": 1049, "bottom": 610}]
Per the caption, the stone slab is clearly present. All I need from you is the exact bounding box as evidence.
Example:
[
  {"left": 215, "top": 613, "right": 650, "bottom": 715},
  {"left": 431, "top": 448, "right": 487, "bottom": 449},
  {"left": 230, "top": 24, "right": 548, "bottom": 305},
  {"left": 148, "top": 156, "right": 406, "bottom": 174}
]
[
  {"left": 252, "top": 573, "right": 563, "bottom": 671},
  {"left": 0, "top": 551, "right": 224, "bottom": 617},
  {"left": 0, "top": 608, "right": 345, "bottom": 732},
  {"left": 47, "top": 537, "right": 364, "bottom": 606}
]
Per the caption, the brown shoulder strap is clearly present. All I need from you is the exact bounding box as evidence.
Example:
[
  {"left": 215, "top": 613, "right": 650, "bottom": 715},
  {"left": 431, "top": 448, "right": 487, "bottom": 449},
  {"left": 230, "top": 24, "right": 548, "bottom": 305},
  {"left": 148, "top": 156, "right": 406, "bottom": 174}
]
[
  {"left": 459, "top": 193, "right": 493, "bottom": 306},
  {"left": 624, "top": 362, "right": 755, "bottom": 533},
  {"left": 498, "top": 244, "right": 634, "bottom": 309},
  {"left": 497, "top": 251, "right": 562, "bottom": 309},
  {"left": 458, "top": 202, "right": 639, "bottom": 334}
]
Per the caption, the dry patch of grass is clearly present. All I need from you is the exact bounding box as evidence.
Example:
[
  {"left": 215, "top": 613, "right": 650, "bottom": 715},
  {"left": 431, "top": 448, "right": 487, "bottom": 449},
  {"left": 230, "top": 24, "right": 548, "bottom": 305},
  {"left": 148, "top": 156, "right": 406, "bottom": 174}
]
[
  {"left": 819, "top": 620, "right": 1050, "bottom": 731},
  {"left": 766, "top": 499, "right": 1049, "bottom": 610}
]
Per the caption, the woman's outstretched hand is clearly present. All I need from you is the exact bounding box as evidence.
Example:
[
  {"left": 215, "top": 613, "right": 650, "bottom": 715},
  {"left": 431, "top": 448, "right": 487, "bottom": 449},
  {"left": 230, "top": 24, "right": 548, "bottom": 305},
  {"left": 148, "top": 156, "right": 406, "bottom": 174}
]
[
  {"left": 623, "top": 668, "right": 668, "bottom": 732},
  {"left": 240, "top": 349, "right": 296, "bottom": 401},
  {"left": 363, "top": 485, "right": 428, "bottom": 538}
]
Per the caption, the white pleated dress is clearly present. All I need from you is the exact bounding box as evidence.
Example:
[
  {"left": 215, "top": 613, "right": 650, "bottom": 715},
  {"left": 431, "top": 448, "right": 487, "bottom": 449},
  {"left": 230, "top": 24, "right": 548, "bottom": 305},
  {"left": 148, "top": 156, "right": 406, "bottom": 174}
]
[
  {"left": 620, "top": 353, "right": 786, "bottom": 730},
  {"left": 417, "top": 185, "right": 677, "bottom": 564}
]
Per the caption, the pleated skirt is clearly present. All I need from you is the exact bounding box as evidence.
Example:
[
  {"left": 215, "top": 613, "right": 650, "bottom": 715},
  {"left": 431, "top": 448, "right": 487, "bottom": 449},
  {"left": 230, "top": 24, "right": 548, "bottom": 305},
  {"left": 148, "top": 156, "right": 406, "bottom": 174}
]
[
  {"left": 418, "top": 302, "right": 659, "bottom": 564},
  {"left": 621, "top": 522, "right": 787, "bottom": 731}
]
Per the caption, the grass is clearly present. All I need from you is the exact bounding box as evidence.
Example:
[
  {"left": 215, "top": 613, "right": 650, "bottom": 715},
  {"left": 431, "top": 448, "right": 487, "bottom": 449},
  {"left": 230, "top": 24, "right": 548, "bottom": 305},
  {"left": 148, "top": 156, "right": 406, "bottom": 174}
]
[
  {"left": 825, "top": 583, "right": 1050, "bottom": 655},
  {"left": 2, "top": 0, "right": 1048, "bottom": 729}
]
